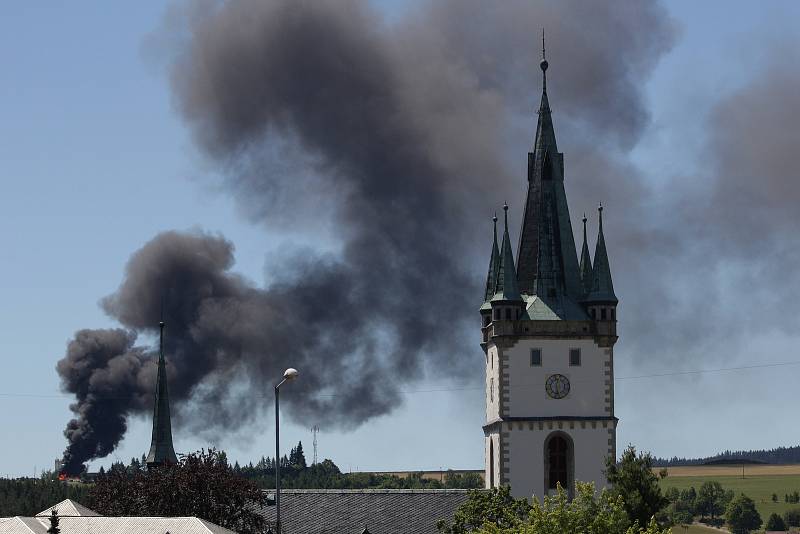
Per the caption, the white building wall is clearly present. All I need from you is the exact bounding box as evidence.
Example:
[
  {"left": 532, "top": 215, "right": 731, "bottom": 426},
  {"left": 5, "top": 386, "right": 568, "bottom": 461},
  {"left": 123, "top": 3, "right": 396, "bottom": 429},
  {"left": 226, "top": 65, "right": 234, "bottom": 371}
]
[
  {"left": 504, "top": 339, "right": 610, "bottom": 418},
  {"left": 505, "top": 422, "right": 614, "bottom": 499},
  {"left": 485, "top": 345, "right": 500, "bottom": 421}
]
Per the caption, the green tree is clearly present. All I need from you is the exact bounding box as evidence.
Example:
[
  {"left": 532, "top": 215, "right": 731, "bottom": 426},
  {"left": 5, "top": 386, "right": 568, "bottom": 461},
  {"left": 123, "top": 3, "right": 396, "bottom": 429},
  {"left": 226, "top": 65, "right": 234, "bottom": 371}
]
[
  {"left": 766, "top": 512, "right": 786, "bottom": 531},
  {"left": 696, "top": 481, "right": 728, "bottom": 522},
  {"left": 772, "top": 492, "right": 778, "bottom": 503},
  {"left": 89, "top": 449, "right": 267, "bottom": 534},
  {"left": 662, "top": 486, "right": 693, "bottom": 526},
  {"left": 784, "top": 507, "right": 800, "bottom": 527},
  {"left": 605, "top": 445, "right": 668, "bottom": 527},
  {"left": 472, "top": 483, "right": 670, "bottom": 534},
  {"left": 46, "top": 509, "right": 60, "bottom": 534},
  {"left": 444, "top": 471, "right": 484, "bottom": 490},
  {"left": 289, "top": 442, "right": 307, "bottom": 469},
  {"left": 725, "top": 494, "right": 761, "bottom": 534},
  {"left": 129, "top": 457, "right": 142, "bottom": 472},
  {"left": 436, "top": 486, "right": 531, "bottom": 533},
  {"left": 0, "top": 479, "right": 89, "bottom": 516}
]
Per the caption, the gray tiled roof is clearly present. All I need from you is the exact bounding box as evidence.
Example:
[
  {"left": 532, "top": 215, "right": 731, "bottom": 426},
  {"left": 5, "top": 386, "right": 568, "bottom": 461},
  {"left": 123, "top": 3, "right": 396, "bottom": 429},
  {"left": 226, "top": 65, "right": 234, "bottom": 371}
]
[
  {"left": 0, "top": 500, "right": 237, "bottom": 534},
  {"left": 258, "top": 489, "right": 474, "bottom": 534},
  {"left": 0, "top": 516, "right": 237, "bottom": 534}
]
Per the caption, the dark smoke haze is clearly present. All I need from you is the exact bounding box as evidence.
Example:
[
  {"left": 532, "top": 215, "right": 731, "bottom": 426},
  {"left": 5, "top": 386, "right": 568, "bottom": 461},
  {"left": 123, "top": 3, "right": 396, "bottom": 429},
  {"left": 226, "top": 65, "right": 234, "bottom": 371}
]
[{"left": 57, "top": 0, "right": 737, "bottom": 472}]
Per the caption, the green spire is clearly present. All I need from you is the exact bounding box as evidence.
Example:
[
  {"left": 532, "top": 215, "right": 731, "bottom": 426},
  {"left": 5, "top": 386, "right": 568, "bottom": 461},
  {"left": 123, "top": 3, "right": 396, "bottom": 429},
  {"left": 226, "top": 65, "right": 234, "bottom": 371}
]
[
  {"left": 146, "top": 321, "right": 178, "bottom": 468},
  {"left": 587, "top": 203, "right": 618, "bottom": 304},
  {"left": 516, "top": 41, "right": 583, "bottom": 311},
  {"left": 483, "top": 213, "right": 501, "bottom": 302},
  {"left": 579, "top": 213, "right": 593, "bottom": 297},
  {"left": 492, "top": 204, "right": 522, "bottom": 302}
]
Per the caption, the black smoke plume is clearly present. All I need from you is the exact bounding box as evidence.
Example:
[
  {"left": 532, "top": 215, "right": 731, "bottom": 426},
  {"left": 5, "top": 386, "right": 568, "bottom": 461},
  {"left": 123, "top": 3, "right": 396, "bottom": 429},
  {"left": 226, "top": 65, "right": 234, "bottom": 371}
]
[{"left": 57, "top": 0, "right": 675, "bottom": 472}]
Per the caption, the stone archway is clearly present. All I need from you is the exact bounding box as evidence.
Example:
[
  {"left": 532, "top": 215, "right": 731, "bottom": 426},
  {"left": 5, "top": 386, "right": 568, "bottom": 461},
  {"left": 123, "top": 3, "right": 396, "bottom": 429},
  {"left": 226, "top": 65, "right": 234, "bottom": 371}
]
[{"left": 543, "top": 431, "right": 574, "bottom": 496}]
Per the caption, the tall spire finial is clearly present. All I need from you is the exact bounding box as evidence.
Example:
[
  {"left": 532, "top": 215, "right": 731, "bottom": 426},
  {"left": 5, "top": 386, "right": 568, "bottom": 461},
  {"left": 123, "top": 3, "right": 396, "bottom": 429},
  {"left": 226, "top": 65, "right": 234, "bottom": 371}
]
[
  {"left": 503, "top": 202, "right": 509, "bottom": 229},
  {"left": 598, "top": 202, "right": 604, "bottom": 228},
  {"left": 540, "top": 28, "right": 548, "bottom": 92},
  {"left": 542, "top": 28, "right": 546, "bottom": 61},
  {"left": 159, "top": 320, "right": 165, "bottom": 360}
]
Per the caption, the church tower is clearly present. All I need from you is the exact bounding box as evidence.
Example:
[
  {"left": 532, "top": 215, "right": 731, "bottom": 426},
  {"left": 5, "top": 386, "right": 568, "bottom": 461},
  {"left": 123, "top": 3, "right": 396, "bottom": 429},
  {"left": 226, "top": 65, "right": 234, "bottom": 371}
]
[
  {"left": 146, "top": 321, "right": 178, "bottom": 468},
  {"left": 481, "top": 39, "right": 618, "bottom": 499}
]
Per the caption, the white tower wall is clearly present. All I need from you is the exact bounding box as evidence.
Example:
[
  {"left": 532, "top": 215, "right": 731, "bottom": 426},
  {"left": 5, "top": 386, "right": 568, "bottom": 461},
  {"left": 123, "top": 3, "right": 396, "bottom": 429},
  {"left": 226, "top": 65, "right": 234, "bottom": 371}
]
[{"left": 483, "top": 325, "right": 617, "bottom": 499}]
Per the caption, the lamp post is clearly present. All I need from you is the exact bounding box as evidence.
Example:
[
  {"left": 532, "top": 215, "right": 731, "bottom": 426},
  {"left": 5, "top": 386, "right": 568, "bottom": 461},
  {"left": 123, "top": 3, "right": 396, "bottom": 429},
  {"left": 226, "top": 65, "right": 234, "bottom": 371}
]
[{"left": 275, "top": 367, "right": 298, "bottom": 534}]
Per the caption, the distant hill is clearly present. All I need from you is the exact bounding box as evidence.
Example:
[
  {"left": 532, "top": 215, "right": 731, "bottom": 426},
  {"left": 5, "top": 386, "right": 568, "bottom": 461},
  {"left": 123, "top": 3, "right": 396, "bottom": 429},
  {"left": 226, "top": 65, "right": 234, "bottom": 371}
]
[{"left": 653, "top": 446, "right": 800, "bottom": 467}]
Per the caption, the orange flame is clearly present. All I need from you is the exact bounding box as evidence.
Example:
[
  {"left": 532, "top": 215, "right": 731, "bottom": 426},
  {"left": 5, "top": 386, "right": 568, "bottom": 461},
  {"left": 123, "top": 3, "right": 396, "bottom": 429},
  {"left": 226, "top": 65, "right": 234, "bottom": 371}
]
[{"left": 58, "top": 473, "right": 67, "bottom": 481}]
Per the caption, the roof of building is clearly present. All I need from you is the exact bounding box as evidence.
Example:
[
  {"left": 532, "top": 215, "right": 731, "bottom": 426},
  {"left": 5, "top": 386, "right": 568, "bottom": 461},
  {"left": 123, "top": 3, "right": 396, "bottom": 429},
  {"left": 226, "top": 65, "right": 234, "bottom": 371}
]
[
  {"left": 483, "top": 214, "right": 501, "bottom": 303},
  {"left": 490, "top": 205, "right": 522, "bottom": 303},
  {"left": 257, "top": 489, "right": 474, "bottom": 534},
  {"left": 0, "top": 501, "right": 236, "bottom": 534},
  {"left": 523, "top": 294, "right": 587, "bottom": 321},
  {"left": 579, "top": 214, "right": 593, "bottom": 298},
  {"left": 35, "top": 500, "right": 99, "bottom": 518},
  {"left": 586, "top": 204, "right": 617, "bottom": 304}
]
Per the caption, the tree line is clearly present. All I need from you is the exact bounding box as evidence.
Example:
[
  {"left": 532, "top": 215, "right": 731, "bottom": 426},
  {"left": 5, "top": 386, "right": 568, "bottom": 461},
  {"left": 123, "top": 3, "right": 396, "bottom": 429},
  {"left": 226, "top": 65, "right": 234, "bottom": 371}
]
[
  {"left": 232, "top": 441, "right": 483, "bottom": 490},
  {"left": 0, "top": 476, "right": 88, "bottom": 516},
  {"left": 654, "top": 445, "right": 800, "bottom": 466}
]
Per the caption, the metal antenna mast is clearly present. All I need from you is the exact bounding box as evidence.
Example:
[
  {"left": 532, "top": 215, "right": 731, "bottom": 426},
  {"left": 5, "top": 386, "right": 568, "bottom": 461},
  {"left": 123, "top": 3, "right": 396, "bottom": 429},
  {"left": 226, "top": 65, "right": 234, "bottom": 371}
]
[{"left": 311, "top": 426, "right": 319, "bottom": 465}]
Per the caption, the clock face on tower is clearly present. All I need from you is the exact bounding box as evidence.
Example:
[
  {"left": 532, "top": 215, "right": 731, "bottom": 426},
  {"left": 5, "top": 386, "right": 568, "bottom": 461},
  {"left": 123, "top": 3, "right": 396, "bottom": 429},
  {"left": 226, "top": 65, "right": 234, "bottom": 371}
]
[{"left": 545, "top": 374, "right": 570, "bottom": 399}]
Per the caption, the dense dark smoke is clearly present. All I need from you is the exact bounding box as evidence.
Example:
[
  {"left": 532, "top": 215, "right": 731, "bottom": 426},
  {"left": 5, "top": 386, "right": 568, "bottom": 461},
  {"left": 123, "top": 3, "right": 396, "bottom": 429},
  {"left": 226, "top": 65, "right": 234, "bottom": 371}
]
[
  {"left": 57, "top": 329, "right": 148, "bottom": 473},
  {"left": 56, "top": 0, "right": 675, "bottom": 472}
]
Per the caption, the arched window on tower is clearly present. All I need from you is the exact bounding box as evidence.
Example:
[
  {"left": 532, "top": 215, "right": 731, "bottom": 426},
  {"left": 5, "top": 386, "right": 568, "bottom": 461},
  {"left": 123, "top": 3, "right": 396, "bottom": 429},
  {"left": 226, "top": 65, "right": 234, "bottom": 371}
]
[
  {"left": 489, "top": 439, "right": 495, "bottom": 488},
  {"left": 542, "top": 152, "right": 553, "bottom": 181}
]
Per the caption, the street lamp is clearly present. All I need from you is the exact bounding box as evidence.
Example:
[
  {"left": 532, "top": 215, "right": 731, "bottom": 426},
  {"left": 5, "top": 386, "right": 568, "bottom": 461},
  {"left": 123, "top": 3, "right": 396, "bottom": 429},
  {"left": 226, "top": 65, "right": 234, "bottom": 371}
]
[{"left": 275, "top": 367, "right": 298, "bottom": 534}]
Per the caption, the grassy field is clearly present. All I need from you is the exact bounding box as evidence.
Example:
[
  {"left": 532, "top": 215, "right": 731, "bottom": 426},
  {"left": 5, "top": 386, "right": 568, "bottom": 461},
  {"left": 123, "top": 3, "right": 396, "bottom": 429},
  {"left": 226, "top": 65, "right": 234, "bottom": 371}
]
[
  {"left": 659, "top": 465, "right": 800, "bottom": 477},
  {"left": 658, "top": 465, "right": 800, "bottom": 521}
]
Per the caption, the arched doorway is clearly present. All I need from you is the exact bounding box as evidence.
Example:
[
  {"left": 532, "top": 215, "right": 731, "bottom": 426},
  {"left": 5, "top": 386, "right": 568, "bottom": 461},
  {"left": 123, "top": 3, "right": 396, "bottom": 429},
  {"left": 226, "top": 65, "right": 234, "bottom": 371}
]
[
  {"left": 544, "top": 432, "right": 574, "bottom": 495},
  {"left": 489, "top": 439, "right": 495, "bottom": 488}
]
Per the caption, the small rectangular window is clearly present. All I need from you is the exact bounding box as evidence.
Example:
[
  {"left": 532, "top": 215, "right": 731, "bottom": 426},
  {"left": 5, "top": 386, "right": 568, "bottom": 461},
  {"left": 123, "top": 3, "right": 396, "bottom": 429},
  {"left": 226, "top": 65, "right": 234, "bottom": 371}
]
[
  {"left": 601, "top": 308, "right": 607, "bottom": 320},
  {"left": 505, "top": 308, "right": 511, "bottom": 320},
  {"left": 490, "top": 378, "right": 494, "bottom": 402},
  {"left": 530, "top": 348, "right": 542, "bottom": 366},
  {"left": 570, "top": 348, "right": 581, "bottom": 366},
  {"left": 494, "top": 308, "right": 500, "bottom": 320}
]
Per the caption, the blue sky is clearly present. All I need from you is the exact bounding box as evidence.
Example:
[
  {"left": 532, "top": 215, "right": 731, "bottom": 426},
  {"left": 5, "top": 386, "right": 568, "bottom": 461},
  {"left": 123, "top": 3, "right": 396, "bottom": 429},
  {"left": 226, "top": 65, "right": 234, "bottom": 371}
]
[{"left": 1, "top": 1, "right": 799, "bottom": 477}]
